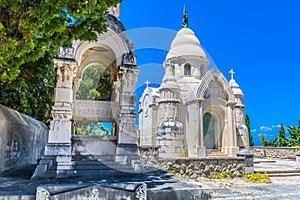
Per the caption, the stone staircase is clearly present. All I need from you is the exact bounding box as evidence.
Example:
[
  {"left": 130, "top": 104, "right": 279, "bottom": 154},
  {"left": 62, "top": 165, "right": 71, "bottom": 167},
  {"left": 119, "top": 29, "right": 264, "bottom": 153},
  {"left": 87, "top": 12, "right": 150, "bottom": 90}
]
[
  {"left": 42, "top": 154, "right": 138, "bottom": 179},
  {"left": 70, "top": 155, "right": 136, "bottom": 176},
  {"left": 254, "top": 158, "right": 300, "bottom": 177},
  {"left": 254, "top": 169, "right": 300, "bottom": 177},
  {"left": 206, "top": 149, "right": 228, "bottom": 157}
]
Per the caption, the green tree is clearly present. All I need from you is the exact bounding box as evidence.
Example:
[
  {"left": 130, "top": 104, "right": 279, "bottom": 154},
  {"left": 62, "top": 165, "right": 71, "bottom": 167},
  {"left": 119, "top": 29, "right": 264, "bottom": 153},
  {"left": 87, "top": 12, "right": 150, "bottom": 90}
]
[
  {"left": 274, "top": 124, "right": 290, "bottom": 147},
  {"left": 76, "top": 65, "right": 112, "bottom": 101},
  {"left": 287, "top": 120, "right": 300, "bottom": 147},
  {"left": 260, "top": 133, "right": 276, "bottom": 146},
  {"left": 245, "top": 114, "right": 254, "bottom": 146},
  {"left": 0, "top": 0, "right": 121, "bottom": 85},
  {"left": 0, "top": 1, "right": 121, "bottom": 125}
]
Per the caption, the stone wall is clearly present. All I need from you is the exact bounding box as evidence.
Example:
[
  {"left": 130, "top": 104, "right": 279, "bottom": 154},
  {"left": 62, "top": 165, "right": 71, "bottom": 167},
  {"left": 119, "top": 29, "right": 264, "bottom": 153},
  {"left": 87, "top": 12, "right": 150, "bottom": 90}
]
[
  {"left": 250, "top": 147, "right": 299, "bottom": 159},
  {"left": 159, "top": 158, "right": 245, "bottom": 178},
  {"left": 0, "top": 105, "right": 49, "bottom": 174},
  {"left": 139, "top": 146, "right": 246, "bottom": 178},
  {"left": 139, "top": 145, "right": 160, "bottom": 167}
]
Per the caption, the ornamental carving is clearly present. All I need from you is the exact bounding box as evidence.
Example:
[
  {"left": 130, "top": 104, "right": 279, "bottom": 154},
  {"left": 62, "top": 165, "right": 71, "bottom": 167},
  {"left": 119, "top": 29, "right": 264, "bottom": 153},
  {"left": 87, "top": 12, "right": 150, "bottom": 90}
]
[
  {"left": 5, "top": 136, "right": 20, "bottom": 160},
  {"left": 84, "top": 187, "right": 100, "bottom": 200},
  {"left": 54, "top": 60, "right": 78, "bottom": 88},
  {"left": 36, "top": 187, "right": 50, "bottom": 200},
  {"left": 135, "top": 183, "right": 147, "bottom": 200},
  {"left": 122, "top": 52, "right": 137, "bottom": 66},
  {"left": 120, "top": 69, "right": 138, "bottom": 93},
  {"left": 204, "top": 79, "right": 226, "bottom": 100},
  {"left": 58, "top": 47, "right": 74, "bottom": 59}
]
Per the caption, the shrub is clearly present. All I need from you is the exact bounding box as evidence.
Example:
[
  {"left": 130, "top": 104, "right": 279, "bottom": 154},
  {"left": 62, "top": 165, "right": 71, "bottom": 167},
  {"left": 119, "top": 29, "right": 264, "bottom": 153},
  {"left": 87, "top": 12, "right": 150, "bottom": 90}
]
[{"left": 245, "top": 172, "right": 271, "bottom": 183}]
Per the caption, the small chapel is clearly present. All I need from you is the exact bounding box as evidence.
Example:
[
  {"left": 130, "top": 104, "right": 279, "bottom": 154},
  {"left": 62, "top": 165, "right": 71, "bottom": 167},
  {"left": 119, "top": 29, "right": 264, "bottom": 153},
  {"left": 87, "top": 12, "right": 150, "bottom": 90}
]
[{"left": 138, "top": 7, "right": 249, "bottom": 158}]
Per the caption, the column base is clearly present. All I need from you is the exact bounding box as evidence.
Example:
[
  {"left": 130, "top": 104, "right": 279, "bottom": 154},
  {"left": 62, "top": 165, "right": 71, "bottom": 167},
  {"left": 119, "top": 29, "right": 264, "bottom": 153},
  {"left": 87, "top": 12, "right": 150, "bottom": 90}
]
[
  {"left": 197, "top": 146, "right": 206, "bottom": 157},
  {"left": 223, "top": 146, "right": 239, "bottom": 156},
  {"left": 115, "top": 143, "right": 144, "bottom": 171}
]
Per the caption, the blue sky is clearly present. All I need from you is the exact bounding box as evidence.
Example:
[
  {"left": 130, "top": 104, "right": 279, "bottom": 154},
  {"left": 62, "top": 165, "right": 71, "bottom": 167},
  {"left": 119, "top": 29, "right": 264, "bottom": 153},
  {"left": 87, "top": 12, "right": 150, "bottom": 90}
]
[{"left": 119, "top": 0, "right": 300, "bottom": 145}]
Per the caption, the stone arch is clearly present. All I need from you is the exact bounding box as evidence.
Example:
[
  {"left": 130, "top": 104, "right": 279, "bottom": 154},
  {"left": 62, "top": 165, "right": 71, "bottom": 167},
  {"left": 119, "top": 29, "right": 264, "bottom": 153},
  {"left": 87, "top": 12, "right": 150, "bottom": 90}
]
[
  {"left": 73, "top": 27, "right": 130, "bottom": 67},
  {"left": 196, "top": 69, "right": 234, "bottom": 102}
]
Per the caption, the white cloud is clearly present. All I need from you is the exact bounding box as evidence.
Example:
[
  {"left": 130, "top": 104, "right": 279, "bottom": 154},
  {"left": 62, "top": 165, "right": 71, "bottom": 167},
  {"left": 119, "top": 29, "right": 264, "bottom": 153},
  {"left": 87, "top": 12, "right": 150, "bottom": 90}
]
[
  {"left": 251, "top": 129, "right": 257, "bottom": 132},
  {"left": 259, "top": 126, "right": 272, "bottom": 132},
  {"left": 271, "top": 124, "right": 281, "bottom": 128}
]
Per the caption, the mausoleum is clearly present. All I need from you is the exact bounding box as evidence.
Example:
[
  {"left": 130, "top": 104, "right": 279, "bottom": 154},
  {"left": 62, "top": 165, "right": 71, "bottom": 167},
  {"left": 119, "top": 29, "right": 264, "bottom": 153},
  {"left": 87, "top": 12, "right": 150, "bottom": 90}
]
[{"left": 138, "top": 8, "right": 249, "bottom": 158}]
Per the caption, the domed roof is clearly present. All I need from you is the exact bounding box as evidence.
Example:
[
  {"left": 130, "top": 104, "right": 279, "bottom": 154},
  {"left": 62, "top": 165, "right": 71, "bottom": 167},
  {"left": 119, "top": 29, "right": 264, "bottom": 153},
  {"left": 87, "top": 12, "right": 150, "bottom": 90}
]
[
  {"left": 229, "top": 79, "right": 244, "bottom": 96},
  {"left": 166, "top": 27, "right": 207, "bottom": 61}
]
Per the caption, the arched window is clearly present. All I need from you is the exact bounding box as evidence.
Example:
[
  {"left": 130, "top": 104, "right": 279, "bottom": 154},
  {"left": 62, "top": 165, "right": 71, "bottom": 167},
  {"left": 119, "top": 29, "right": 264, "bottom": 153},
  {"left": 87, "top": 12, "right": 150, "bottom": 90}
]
[{"left": 184, "top": 63, "right": 191, "bottom": 76}]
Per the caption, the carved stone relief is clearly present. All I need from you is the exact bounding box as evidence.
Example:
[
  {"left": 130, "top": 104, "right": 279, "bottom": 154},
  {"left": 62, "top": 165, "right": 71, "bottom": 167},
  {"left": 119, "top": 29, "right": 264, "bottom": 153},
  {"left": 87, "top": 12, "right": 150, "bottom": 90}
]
[
  {"left": 54, "top": 61, "right": 78, "bottom": 88},
  {"left": 135, "top": 183, "right": 147, "bottom": 200},
  {"left": 36, "top": 187, "right": 50, "bottom": 200},
  {"left": 58, "top": 47, "right": 74, "bottom": 59},
  {"left": 204, "top": 79, "right": 226, "bottom": 100}
]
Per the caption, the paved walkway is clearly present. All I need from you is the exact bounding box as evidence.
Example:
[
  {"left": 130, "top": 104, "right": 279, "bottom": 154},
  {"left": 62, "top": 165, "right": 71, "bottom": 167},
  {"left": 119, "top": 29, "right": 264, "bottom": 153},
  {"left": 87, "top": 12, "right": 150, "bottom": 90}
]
[
  {"left": 254, "top": 158, "right": 298, "bottom": 172},
  {"left": 209, "top": 158, "right": 300, "bottom": 199},
  {"left": 1, "top": 158, "right": 300, "bottom": 199}
]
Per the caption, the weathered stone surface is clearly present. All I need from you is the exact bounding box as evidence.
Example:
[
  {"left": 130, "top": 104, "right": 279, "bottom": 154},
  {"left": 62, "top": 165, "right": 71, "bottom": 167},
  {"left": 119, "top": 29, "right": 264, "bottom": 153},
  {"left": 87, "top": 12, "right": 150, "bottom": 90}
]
[
  {"left": 250, "top": 147, "right": 299, "bottom": 159},
  {"left": 0, "top": 105, "right": 48, "bottom": 174}
]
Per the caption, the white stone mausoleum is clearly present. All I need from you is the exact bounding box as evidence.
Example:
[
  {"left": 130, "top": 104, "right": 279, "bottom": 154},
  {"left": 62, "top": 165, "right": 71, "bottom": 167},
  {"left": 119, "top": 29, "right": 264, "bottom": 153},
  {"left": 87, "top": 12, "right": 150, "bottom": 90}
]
[{"left": 138, "top": 9, "right": 249, "bottom": 158}]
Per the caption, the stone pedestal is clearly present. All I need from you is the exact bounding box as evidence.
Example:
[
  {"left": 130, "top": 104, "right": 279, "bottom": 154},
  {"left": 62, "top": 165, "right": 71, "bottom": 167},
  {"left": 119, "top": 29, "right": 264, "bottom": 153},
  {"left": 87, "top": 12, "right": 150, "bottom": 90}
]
[
  {"left": 296, "top": 151, "right": 300, "bottom": 170},
  {"left": 237, "top": 150, "right": 254, "bottom": 174}
]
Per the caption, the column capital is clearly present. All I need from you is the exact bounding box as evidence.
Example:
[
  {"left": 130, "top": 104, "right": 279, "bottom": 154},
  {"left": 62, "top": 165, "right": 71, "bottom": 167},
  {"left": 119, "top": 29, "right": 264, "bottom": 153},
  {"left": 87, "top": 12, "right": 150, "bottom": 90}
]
[{"left": 54, "top": 59, "right": 78, "bottom": 88}]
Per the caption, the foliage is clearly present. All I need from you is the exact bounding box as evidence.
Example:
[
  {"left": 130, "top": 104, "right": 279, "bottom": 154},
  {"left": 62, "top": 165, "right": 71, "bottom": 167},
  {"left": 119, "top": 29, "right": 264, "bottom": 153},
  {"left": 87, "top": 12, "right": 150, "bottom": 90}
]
[
  {"left": 287, "top": 121, "right": 300, "bottom": 147},
  {"left": 245, "top": 172, "right": 271, "bottom": 183},
  {"left": 260, "top": 134, "right": 276, "bottom": 147},
  {"left": 75, "top": 121, "right": 111, "bottom": 136},
  {"left": 76, "top": 65, "right": 112, "bottom": 101},
  {"left": 209, "top": 172, "right": 234, "bottom": 179},
  {"left": 261, "top": 121, "right": 300, "bottom": 147},
  {"left": 245, "top": 114, "right": 254, "bottom": 146},
  {"left": 0, "top": 61, "right": 55, "bottom": 126},
  {"left": 0, "top": 0, "right": 121, "bottom": 85},
  {"left": 0, "top": 1, "right": 120, "bottom": 125},
  {"left": 274, "top": 124, "right": 290, "bottom": 147}
]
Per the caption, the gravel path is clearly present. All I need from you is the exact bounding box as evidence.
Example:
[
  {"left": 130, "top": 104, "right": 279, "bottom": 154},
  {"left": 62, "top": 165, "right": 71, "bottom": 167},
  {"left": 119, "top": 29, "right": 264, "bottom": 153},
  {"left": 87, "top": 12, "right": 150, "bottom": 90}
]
[{"left": 194, "top": 176, "right": 300, "bottom": 199}]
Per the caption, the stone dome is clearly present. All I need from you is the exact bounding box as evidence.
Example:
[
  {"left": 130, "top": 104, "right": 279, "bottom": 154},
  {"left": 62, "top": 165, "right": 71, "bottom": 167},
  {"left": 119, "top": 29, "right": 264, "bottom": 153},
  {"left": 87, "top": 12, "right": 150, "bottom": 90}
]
[
  {"left": 229, "top": 79, "right": 244, "bottom": 96},
  {"left": 166, "top": 27, "right": 207, "bottom": 61}
]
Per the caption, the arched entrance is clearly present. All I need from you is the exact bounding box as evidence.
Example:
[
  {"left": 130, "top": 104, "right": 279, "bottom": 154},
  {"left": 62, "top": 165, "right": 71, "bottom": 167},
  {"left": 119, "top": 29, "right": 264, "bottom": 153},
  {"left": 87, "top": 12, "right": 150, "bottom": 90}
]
[{"left": 203, "top": 113, "right": 216, "bottom": 150}]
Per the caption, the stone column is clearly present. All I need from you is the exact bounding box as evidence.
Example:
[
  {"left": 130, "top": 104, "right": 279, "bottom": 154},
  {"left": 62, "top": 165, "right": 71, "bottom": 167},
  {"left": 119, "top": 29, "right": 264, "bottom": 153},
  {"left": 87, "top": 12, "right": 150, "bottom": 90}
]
[
  {"left": 224, "top": 101, "right": 239, "bottom": 156},
  {"left": 115, "top": 52, "right": 140, "bottom": 165},
  {"left": 32, "top": 59, "right": 78, "bottom": 179},
  {"left": 197, "top": 99, "right": 206, "bottom": 157}
]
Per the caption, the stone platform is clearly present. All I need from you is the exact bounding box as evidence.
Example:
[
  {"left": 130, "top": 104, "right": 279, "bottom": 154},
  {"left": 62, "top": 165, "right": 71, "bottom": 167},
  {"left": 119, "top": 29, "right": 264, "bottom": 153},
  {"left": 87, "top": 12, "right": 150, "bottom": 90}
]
[{"left": 0, "top": 164, "right": 212, "bottom": 200}]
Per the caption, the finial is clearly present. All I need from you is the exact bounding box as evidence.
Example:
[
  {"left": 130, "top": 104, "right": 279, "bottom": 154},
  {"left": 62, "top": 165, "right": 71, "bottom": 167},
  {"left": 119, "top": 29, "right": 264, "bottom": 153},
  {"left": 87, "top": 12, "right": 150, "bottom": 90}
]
[
  {"left": 229, "top": 69, "right": 235, "bottom": 80},
  {"left": 182, "top": 4, "right": 189, "bottom": 28},
  {"left": 145, "top": 80, "right": 150, "bottom": 88}
]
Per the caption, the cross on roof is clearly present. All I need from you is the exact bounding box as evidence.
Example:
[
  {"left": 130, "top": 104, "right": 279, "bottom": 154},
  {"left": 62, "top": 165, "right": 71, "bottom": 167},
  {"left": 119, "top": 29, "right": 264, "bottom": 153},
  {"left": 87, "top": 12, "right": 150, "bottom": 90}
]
[
  {"left": 145, "top": 80, "right": 150, "bottom": 88},
  {"left": 229, "top": 69, "right": 235, "bottom": 80}
]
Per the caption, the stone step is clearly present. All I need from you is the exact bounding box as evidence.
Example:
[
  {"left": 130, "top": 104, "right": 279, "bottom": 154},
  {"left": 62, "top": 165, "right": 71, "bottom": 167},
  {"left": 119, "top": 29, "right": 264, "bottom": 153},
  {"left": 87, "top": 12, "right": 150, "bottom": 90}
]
[
  {"left": 254, "top": 160, "right": 276, "bottom": 164},
  {"left": 71, "top": 155, "right": 115, "bottom": 162},
  {"left": 268, "top": 173, "right": 300, "bottom": 177},
  {"left": 255, "top": 169, "right": 300, "bottom": 177},
  {"left": 255, "top": 169, "right": 300, "bottom": 174},
  {"left": 72, "top": 161, "right": 125, "bottom": 166},
  {"left": 206, "top": 152, "right": 228, "bottom": 157},
  {"left": 72, "top": 165, "right": 133, "bottom": 170}
]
